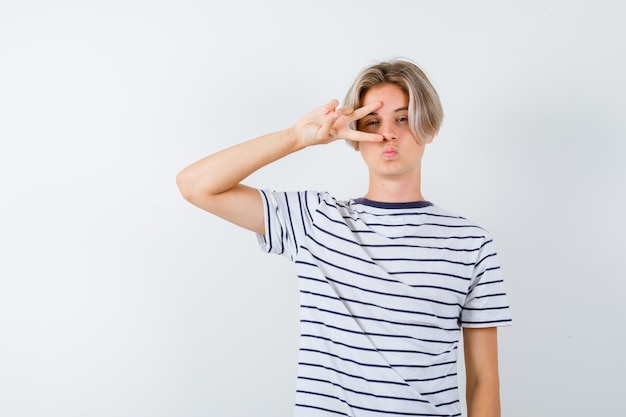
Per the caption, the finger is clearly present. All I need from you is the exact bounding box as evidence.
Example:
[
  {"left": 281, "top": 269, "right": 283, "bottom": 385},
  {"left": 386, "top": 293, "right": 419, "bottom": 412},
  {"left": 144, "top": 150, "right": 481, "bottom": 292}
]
[
  {"left": 334, "top": 105, "right": 354, "bottom": 116},
  {"left": 345, "top": 130, "right": 383, "bottom": 143},
  {"left": 350, "top": 101, "right": 383, "bottom": 121},
  {"left": 322, "top": 99, "right": 340, "bottom": 115},
  {"left": 317, "top": 112, "right": 338, "bottom": 140}
]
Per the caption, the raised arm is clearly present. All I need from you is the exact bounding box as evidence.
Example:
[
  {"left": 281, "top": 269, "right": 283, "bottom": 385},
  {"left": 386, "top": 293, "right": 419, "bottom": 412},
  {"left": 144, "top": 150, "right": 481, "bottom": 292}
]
[{"left": 176, "top": 99, "right": 383, "bottom": 234}]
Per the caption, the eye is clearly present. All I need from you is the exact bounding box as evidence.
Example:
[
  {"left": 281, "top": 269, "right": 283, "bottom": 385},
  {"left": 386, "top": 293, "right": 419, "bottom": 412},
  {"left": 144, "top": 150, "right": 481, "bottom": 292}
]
[
  {"left": 396, "top": 116, "right": 409, "bottom": 123},
  {"left": 358, "top": 118, "right": 379, "bottom": 131}
]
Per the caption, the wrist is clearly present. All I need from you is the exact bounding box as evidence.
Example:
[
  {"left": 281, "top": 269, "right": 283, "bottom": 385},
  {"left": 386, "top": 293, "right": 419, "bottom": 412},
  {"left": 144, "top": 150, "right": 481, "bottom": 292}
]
[{"left": 283, "top": 124, "right": 307, "bottom": 152}]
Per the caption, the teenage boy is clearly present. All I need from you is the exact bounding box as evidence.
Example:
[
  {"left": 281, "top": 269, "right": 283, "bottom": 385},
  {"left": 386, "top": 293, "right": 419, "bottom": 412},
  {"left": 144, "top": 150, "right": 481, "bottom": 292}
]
[{"left": 177, "top": 59, "right": 511, "bottom": 417}]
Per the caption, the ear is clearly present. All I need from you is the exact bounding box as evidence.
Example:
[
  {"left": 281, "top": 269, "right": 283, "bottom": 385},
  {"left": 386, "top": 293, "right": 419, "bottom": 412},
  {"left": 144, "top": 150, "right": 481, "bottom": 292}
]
[
  {"left": 354, "top": 142, "right": 360, "bottom": 151},
  {"left": 423, "top": 134, "right": 435, "bottom": 145}
]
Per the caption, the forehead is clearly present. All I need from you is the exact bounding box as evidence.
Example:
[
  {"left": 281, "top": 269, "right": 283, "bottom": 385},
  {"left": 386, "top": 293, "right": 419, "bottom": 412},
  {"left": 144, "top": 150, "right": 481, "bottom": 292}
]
[{"left": 361, "top": 83, "right": 408, "bottom": 108}]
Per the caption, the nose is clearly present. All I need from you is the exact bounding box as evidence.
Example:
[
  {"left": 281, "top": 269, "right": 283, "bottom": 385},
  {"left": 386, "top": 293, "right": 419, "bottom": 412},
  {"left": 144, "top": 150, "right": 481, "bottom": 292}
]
[{"left": 381, "top": 119, "right": 398, "bottom": 141}]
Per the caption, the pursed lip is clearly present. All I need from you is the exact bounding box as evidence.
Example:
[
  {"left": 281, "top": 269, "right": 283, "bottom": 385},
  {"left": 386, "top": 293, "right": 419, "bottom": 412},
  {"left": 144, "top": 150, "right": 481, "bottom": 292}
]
[{"left": 383, "top": 145, "right": 397, "bottom": 158}]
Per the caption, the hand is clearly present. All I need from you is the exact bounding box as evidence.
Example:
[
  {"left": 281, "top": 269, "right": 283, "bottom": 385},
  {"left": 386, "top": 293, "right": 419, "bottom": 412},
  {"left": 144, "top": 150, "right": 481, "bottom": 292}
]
[{"left": 292, "top": 99, "right": 384, "bottom": 148}]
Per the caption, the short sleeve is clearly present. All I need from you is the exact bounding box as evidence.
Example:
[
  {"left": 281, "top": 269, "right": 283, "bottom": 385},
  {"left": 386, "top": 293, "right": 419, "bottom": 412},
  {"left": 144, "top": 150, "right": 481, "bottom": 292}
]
[
  {"left": 256, "top": 190, "right": 321, "bottom": 261},
  {"left": 460, "top": 234, "right": 512, "bottom": 328}
]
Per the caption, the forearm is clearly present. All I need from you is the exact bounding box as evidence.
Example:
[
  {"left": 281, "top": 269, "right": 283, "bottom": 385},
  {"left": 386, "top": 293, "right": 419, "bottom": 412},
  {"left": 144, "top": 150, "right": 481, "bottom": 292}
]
[
  {"left": 176, "top": 126, "right": 301, "bottom": 199},
  {"left": 466, "top": 376, "right": 501, "bottom": 417},
  {"left": 463, "top": 327, "right": 501, "bottom": 417}
]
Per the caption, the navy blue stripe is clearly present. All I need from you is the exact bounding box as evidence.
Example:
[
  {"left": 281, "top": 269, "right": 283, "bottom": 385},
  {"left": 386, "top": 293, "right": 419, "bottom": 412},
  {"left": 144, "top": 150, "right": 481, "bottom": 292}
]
[
  {"left": 295, "top": 262, "right": 463, "bottom": 308},
  {"left": 301, "top": 348, "right": 392, "bottom": 369},
  {"left": 313, "top": 217, "right": 485, "bottom": 245},
  {"left": 435, "top": 399, "right": 461, "bottom": 408},
  {"left": 352, "top": 198, "right": 433, "bottom": 209},
  {"left": 403, "top": 372, "right": 458, "bottom": 383},
  {"left": 298, "top": 375, "right": 430, "bottom": 403},
  {"left": 350, "top": 207, "right": 466, "bottom": 221},
  {"left": 299, "top": 361, "right": 410, "bottom": 386},
  {"left": 302, "top": 347, "right": 459, "bottom": 369},
  {"left": 372, "top": 257, "right": 475, "bottom": 267},
  {"left": 260, "top": 190, "right": 273, "bottom": 253},
  {"left": 321, "top": 203, "right": 480, "bottom": 231},
  {"left": 473, "top": 292, "right": 508, "bottom": 300},
  {"left": 351, "top": 209, "right": 463, "bottom": 221},
  {"left": 306, "top": 233, "right": 377, "bottom": 266},
  {"left": 389, "top": 270, "right": 470, "bottom": 283},
  {"left": 302, "top": 246, "right": 469, "bottom": 289},
  {"left": 301, "top": 333, "right": 377, "bottom": 353},
  {"left": 350, "top": 208, "right": 449, "bottom": 218},
  {"left": 463, "top": 305, "right": 509, "bottom": 311},
  {"left": 359, "top": 221, "right": 484, "bottom": 229},
  {"left": 301, "top": 247, "right": 399, "bottom": 284},
  {"left": 300, "top": 315, "right": 457, "bottom": 346},
  {"left": 475, "top": 250, "right": 497, "bottom": 270},
  {"left": 300, "top": 288, "right": 459, "bottom": 321},
  {"left": 301, "top": 304, "right": 460, "bottom": 332},
  {"left": 404, "top": 284, "right": 467, "bottom": 296},
  {"left": 301, "top": 319, "right": 459, "bottom": 342},
  {"left": 475, "top": 279, "right": 505, "bottom": 288},
  {"left": 361, "top": 243, "right": 481, "bottom": 252},
  {"left": 301, "top": 333, "right": 455, "bottom": 356},
  {"left": 298, "top": 274, "right": 330, "bottom": 287},
  {"left": 300, "top": 359, "right": 458, "bottom": 383},
  {"left": 461, "top": 318, "right": 512, "bottom": 325},
  {"left": 277, "top": 207, "right": 286, "bottom": 255},
  {"left": 312, "top": 222, "right": 362, "bottom": 247},
  {"left": 284, "top": 193, "right": 297, "bottom": 254},
  {"left": 340, "top": 211, "right": 470, "bottom": 230},
  {"left": 295, "top": 403, "right": 348, "bottom": 416},
  {"left": 384, "top": 233, "right": 486, "bottom": 241},
  {"left": 477, "top": 238, "right": 492, "bottom": 251},
  {"left": 297, "top": 192, "right": 309, "bottom": 235},
  {"left": 422, "top": 385, "right": 458, "bottom": 396},
  {"left": 318, "top": 210, "right": 352, "bottom": 228},
  {"left": 297, "top": 389, "right": 451, "bottom": 416},
  {"left": 472, "top": 267, "right": 501, "bottom": 285}
]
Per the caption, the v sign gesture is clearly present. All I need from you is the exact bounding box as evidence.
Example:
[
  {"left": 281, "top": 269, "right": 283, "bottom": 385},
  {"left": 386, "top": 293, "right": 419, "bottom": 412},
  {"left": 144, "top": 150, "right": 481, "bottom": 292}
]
[{"left": 291, "top": 99, "right": 384, "bottom": 147}]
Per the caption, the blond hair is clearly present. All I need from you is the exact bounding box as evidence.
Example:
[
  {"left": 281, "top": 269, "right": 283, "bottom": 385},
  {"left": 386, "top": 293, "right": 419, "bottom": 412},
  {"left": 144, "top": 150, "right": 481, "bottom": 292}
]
[{"left": 343, "top": 59, "right": 444, "bottom": 147}]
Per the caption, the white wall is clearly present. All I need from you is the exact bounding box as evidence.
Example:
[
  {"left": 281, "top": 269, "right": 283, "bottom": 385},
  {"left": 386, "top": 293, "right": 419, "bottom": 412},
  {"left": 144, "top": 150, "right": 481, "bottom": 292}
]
[{"left": 1, "top": 0, "right": 624, "bottom": 416}]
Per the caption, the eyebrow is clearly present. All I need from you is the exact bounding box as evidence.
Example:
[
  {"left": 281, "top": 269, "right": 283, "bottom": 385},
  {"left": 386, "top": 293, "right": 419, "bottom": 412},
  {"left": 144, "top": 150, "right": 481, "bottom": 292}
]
[{"left": 367, "top": 106, "right": 409, "bottom": 116}]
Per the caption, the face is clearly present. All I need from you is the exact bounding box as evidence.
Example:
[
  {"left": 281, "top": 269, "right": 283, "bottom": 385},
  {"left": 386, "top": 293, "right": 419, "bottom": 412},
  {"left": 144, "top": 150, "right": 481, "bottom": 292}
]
[{"left": 356, "top": 83, "right": 429, "bottom": 180}]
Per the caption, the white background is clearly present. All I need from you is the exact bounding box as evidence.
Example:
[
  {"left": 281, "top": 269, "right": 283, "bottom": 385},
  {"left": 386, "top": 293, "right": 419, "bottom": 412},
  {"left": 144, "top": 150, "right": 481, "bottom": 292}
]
[{"left": 1, "top": 0, "right": 625, "bottom": 416}]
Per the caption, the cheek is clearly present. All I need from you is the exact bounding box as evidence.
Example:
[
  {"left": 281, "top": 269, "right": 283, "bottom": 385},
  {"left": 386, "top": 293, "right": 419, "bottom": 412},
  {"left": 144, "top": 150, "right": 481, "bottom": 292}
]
[{"left": 358, "top": 143, "right": 378, "bottom": 159}]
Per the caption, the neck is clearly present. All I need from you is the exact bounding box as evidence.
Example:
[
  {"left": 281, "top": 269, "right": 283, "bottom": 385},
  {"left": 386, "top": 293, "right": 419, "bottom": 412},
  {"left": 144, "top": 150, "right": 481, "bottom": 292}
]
[{"left": 364, "top": 174, "right": 425, "bottom": 203}]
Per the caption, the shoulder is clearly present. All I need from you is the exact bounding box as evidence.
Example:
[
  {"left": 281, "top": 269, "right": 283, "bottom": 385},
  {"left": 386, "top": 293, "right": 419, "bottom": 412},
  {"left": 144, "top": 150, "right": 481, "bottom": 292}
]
[
  {"left": 427, "top": 204, "right": 496, "bottom": 246},
  {"left": 430, "top": 204, "right": 489, "bottom": 229},
  {"left": 260, "top": 189, "right": 340, "bottom": 212}
]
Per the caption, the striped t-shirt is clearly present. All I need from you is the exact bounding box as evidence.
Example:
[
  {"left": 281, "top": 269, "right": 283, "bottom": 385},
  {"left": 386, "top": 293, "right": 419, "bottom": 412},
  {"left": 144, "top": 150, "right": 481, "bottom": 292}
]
[{"left": 257, "top": 190, "right": 512, "bottom": 417}]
